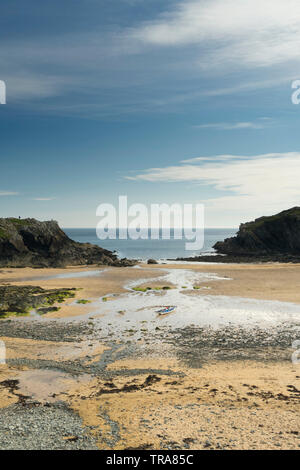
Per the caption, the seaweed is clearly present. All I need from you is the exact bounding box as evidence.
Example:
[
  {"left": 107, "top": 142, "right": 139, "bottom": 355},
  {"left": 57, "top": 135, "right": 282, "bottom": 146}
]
[{"left": 0, "top": 285, "right": 77, "bottom": 318}]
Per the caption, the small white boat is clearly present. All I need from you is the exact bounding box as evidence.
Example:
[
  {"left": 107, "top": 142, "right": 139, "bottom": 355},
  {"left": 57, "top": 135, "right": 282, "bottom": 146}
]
[{"left": 156, "top": 306, "right": 176, "bottom": 315}]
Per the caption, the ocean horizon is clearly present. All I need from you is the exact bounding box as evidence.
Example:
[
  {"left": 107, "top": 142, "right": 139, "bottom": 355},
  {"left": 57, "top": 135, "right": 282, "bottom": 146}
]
[{"left": 64, "top": 227, "right": 237, "bottom": 260}]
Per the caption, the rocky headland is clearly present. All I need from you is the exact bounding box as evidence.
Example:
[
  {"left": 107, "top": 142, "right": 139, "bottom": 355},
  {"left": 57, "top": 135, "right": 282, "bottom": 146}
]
[
  {"left": 176, "top": 207, "right": 300, "bottom": 263},
  {"left": 0, "top": 218, "right": 135, "bottom": 268}
]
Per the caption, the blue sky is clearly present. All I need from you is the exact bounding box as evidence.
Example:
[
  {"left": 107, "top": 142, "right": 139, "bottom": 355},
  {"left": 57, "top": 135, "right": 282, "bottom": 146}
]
[{"left": 1, "top": 0, "right": 300, "bottom": 227}]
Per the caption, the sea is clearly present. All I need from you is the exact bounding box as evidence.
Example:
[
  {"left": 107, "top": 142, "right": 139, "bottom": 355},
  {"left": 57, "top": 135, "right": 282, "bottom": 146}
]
[{"left": 64, "top": 228, "right": 237, "bottom": 261}]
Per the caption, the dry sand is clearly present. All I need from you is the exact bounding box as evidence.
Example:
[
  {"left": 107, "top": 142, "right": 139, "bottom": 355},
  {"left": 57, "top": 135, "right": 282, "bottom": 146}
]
[
  {"left": 67, "top": 358, "right": 300, "bottom": 450},
  {"left": 147, "top": 262, "right": 300, "bottom": 304}
]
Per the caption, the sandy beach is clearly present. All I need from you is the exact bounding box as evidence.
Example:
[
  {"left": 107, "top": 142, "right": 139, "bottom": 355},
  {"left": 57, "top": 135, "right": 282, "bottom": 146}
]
[
  {"left": 3, "top": 0, "right": 300, "bottom": 453},
  {"left": 2, "top": 261, "right": 300, "bottom": 316},
  {"left": 0, "top": 262, "right": 300, "bottom": 449}
]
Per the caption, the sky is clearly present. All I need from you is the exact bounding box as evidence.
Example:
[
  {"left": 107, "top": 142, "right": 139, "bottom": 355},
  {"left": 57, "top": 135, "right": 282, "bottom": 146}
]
[{"left": 1, "top": 0, "right": 300, "bottom": 227}]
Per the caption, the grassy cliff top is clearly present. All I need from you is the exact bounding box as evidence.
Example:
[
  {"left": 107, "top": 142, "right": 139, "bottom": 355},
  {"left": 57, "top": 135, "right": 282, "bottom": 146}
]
[{"left": 241, "top": 207, "right": 300, "bottom": 231}]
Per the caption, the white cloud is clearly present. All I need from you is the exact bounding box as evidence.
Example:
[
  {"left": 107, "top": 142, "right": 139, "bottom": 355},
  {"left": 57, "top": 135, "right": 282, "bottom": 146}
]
[
  {"left": 194, "top": 120, "right": 269, "bottom": 130},
  {"left": 32, "top": 197, "right": 55, "bottom": 201},
  {"left": 131, "top": 0, "right": 300, "bottom": 69},
  {"left": 0, "top": 1, "right": 296, "bottom": 114},
  {"left": 126, "top": 152, "right": 300, "bottom": 222},
  {"left": 181, "top": 154, "right": 255, "bottom": 163},
  {"left": 0, "top": 1, "right": 297, "bottom": 115},
  {"left": 6, "top": 75, "right": 68, "bottom": 100},
  {"left": 0, "top": 191, "right": 19, "bottom": 196}
]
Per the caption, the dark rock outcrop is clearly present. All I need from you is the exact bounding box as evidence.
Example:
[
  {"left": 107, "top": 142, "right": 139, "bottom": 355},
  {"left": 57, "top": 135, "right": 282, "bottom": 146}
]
[
  {"left": 0, "top": 218, "right": 135, "bottom": 267},
  {"left": 214, "top": 207, "right": 300, "bottom": 256},
  {"left": 174, "top": 253, "right": 300, "bottom": 263},
  {"left": 0, "top": 285, "right": 77, "bottom": 317}
]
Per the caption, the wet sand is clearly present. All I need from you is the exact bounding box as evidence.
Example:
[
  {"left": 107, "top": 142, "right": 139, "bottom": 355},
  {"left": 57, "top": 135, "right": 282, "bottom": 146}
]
[
  {"left": 0, "top": 262, "right": 300, "bottom": 449},
  {"left": 2, "top": 261, "right": 300, "bottom": 308},
  {"left": 0, "top": 266, "right": 164, "bottom": 318},
  {"left": 150, "top": 262, "right": 300, "bottom": 304}
]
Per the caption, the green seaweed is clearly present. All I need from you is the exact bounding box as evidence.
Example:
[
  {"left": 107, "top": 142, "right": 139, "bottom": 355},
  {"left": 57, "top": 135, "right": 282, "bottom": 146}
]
[
  {"left": 133, "top": 285, "right": 173, "bottom": 292},
  {"left": 76, "top": 299, "right": 91, "bottom": 304},
  {"left": 0, "top": 285, "right": 77, "bottom": 319},
  {"left": 0, "top": 311, "right": 30, "bottom": 319},
  {"left": 132, "top": 287, "right": 149, "bottom": 292},
  {"left": 44, "top": 290, "right": 76, "bottom": 305}
]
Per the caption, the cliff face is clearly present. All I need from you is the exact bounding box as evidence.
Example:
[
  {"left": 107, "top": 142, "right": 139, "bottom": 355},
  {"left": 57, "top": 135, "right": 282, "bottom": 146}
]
[
  {"left": 0, "top": 218, "right": 134, "bottom": 267},
  {"left": 214, "top": 207, "right": 300, "bottom": 255}
]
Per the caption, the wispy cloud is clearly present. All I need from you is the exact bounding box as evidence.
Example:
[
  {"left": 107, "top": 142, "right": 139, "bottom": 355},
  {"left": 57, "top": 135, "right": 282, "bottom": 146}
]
[
  {"left": 193, "top": 118, "right": 272, "bottom": 131},
  {"left": 6, "top": 75, "right": 71, "bottom": 101},
  {"left": 0, "top": 0, "right": 298, "bottom": 116},
  {"left": 126, "top": 152, "right": 300, "bottom": 216},
  {"left": 32, "top": 197, "right": 55, "bottom": 201},
  {"left": 0, "top": 191, "right": 19, "bottom": 196},
  {"left": 131, "top": 0, "right": 300, "bottom": 69}
]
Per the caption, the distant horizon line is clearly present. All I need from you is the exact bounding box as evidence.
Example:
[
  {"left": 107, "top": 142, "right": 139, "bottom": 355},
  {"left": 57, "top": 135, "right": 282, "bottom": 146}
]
[{"left": 62, "top": 226, "right": 238, "bottom": 230}]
